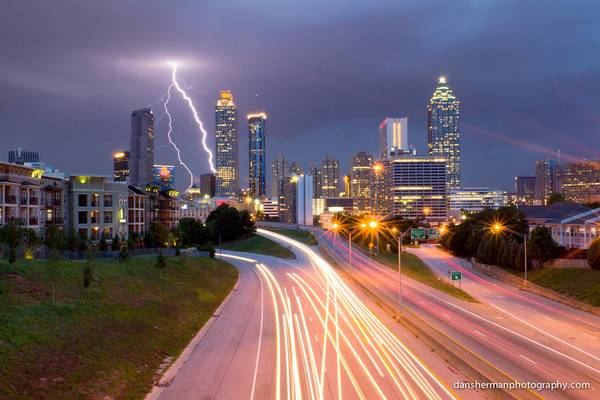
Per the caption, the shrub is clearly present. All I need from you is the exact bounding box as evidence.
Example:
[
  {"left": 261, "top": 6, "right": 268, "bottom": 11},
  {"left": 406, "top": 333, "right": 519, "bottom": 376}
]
[
  {"left": 111, "top": 236, "right": 120, "bottom": 251},
  {"left": 8, "top": 247, "right": 16, "bottom": 264},
  {"left": 197, "top": 242, "right": 216, "bottom": 258},
  {"left": 587, "top": 237, "right": 600, "bottom": 270},
  {"left": 118, "top": 245, "right": 129, "bottom": 262},
  {"left": 83, "top": 261, "right": 94, "bottom": 288}
]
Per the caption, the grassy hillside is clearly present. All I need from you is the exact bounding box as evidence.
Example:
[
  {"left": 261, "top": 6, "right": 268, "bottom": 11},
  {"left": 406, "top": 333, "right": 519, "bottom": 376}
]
[
  {"left": 263, "top": 228, "right": 319, "bottom": 245},
  {"left": 0, "top": 256, "right": 238, "bottom": 400},
  {"left": 221, "top": 234, "right": 295, "bottom": 258},
  {"left": 524, "top": 268, "right": 600, "bottom": 307}
]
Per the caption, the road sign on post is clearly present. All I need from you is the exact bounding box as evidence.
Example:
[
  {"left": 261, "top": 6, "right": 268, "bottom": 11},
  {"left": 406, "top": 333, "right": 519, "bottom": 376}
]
[
  {"left": 411, "top": 228, "right": 426, "bottom": 240},
  {"left": 428, "top": 228, "right": 439, "bottom": 239},
  {"left": 451, "top": 271, "right": 462, "bottom": 289}
]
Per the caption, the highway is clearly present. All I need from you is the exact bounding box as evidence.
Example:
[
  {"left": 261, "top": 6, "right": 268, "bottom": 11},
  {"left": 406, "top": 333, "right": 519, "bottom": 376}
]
[
  {"left": 314, "top": 228, "right": 600, "bottom": 400},
  {"left": 152, "top": 230, "right": 473, "bottom": 400}
]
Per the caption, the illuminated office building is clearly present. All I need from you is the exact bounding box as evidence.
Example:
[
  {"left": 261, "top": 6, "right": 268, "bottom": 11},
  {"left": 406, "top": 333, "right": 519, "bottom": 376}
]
[
  {"left": 428, "top": 77, "right": 461, "bottom": 190},
  {"left": 321, "top": 156, "right": 340, "bottom": 198},
  {"left": 8, "top": 148, "right": 40, "bottom": 165},
  {"left": 113, "top": 151, "right": 130, "bottom": 182},
  {"left": 351, "top": 152, "right": 373, "bottom": 213},
  {"left": 449, "top": 187, "right": 506, "bottom": 212},
  {"left": 389, "top": 155, "right": 447, "bottom": 220},
  {"left": 379, "top": 117, "right": 408, "bottom": 159},
  {"left": 248, "top": 112, "right": 267, "bottom": 198},
  {"left": 370, "top": 159, "right": 391, "bottom": 216},
  {"left": 129, "top": 108, "right": 154, "bottom": 186},
  {"left": 215, "top": 90, "right": 239, "bottom": 198},
  {"left": 558, "top": 160, "right": 600, "bottom": 203}
]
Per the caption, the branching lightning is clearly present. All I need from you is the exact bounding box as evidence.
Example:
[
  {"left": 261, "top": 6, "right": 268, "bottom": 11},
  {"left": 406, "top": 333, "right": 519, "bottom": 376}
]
[
  {"left": 163, "top": 84, "right": 195, "bottom": 191},
  {"left": 170, "top": 62, "right": 216, "bottom": 173}
]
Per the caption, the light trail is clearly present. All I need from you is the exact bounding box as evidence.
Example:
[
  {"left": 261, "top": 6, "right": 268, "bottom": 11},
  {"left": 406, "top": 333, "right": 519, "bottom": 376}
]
[
  {"left": 255, "top": 228, "right": 457, "bottom": 400},
  {"left": 169, "top": 62, "right": 216, "bottom": 173},
  {"left": 163, "top": 84, "right": 195, "bottom": 191}
]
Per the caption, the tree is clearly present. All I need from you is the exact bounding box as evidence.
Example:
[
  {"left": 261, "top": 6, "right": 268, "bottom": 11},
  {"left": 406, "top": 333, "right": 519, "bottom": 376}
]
[
  {"left": 206, "top": 204, "right": 245, "bottom": 242},
  {"left": 147, "top": 222, "right": 171, "bottom": 247},
  {"left": 45, "top": 225, "right": 65, "bottom": 249},
  {"left": 156, "top": 251, "right": 166, "bottom": 269},
  {"left": 547, "top": 192, "right": 566, "bottom": 205},
  {"left": 98, "top": 234, "right": 108, "bottom": 251},
  {"left": 587, "top": 237, "right": 600, "bottom": 270},
  {"left": 528, "top": 226, "right": 560, "bottom": 263},
  {"left": 177, "top": 218, "right": 209, "bottom": 246},
  {"left": 111, "top": 236, "right": 120, "bottom": 251}
]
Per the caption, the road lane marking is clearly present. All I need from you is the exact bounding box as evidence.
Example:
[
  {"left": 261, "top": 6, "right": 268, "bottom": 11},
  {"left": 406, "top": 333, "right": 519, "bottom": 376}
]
[
  {"left": 250, "top": 264, "right": 265, "bottom": 400},
  {"left": 473, "top": 330, "right": 486, "bottom": 338},
  {"left": 519, "top": 354, "right": 537, "bottom": 365}
]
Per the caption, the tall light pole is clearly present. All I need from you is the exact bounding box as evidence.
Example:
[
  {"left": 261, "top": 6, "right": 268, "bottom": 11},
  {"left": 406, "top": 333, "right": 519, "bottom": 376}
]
[
  {"left": 491, "top": 223, "right": 528, "bottom": 286},
  {"left": 368, "top": 220, "right": 379, "bottom": 255},
  {"left": 391, "top": 226, "right": 411, "bottom": 302},
  {"left": 349, "top": 223, "right": 367, "bottom": 265}
]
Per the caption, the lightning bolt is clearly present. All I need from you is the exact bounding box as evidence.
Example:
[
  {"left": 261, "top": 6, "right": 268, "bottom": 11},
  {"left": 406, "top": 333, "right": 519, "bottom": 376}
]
[
  {"left": 163, "top": 84, "right": 195, "bottom": 191},
  {"left": 170, "top": 62, "right": 216, "bottom": 173}
]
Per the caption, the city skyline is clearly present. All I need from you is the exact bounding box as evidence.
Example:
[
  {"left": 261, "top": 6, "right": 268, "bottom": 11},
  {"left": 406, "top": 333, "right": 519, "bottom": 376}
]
[{"left": 1, "top": 1, "right": 599, "bottom": 192}]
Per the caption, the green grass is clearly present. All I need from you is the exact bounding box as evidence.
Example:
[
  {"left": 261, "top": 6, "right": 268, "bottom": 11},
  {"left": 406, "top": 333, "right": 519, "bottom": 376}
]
[
  {"left": 221, "top": 234, "right": 295, "bottom": 258},
  {"left": 0, "top": 256, "right": 238, "bottom": 400},
  {"left": 264, "top": 228, "right": 318, "bottom": 245},
  {"left": 520, "top": 268, "right": 600, "bottom": 307},
  {"left": 374, "top": 252, "right": 478, "bottom": 303}
]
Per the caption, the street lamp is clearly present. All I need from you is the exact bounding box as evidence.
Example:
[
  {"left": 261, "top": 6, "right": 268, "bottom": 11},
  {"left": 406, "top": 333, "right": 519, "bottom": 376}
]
[
  {"left": 367, "top": 220, "right": 379, "bottom": 255},
  {"left": 489, "top": 222, "right": 529, "bottom": 286},
  {"left": 348, "top": 223, "right": 367, "bottom": 264},
  {"left": 390, "top": 226, "right": 412, "bottom": 302}
]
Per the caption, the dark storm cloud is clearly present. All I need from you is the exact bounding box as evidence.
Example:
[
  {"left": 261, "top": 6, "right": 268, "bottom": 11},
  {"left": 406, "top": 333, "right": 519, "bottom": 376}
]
[{"left": 0, "top": 0, "right": 599, "bottom": 190}]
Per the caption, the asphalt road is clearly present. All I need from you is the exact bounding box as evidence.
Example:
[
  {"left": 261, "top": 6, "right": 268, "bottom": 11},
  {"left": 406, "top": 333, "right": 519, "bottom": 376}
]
[
  {"left": 314, "top": 228, "right": 600, "bottom": 400},
  {"left": 152, "top": 231, "right": 477, "bottom": 400}
]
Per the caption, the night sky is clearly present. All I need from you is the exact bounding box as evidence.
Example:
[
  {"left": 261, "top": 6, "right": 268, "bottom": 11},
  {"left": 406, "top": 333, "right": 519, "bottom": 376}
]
[{"left": 1, "top": 1, "right": 599, "bottom": 192}]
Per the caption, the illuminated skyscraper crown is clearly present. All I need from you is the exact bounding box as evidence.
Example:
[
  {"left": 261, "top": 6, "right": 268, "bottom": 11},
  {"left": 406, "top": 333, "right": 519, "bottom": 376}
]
[
  {"left": 217, "top": 90, "right": 235, "bottom": 107},
  {"left": 430, "top": 76, "right": 456, "bottom": 101}
]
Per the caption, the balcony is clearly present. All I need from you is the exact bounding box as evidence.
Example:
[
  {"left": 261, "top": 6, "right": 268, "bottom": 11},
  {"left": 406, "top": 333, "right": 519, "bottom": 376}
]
[
  {"left": 52, "top": 199, "right": 62, "bottom": 206},
  {"left": 46, "top": 217, "right": 64, "bottom": 225},
  {"left": 28, "top": 218, "right": 38, "bottom": 226},
  {"left": 29, "top": 197, "right": 39, "bottom": 205},
  {"left": 5, "top": 195, "right": 16, "bottom": 204}
]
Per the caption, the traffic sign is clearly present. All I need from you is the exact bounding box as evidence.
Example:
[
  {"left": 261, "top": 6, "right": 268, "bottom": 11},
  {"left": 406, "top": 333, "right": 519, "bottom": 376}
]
[
  {"left": 411, "top": 228, "right": 426, "bottom": 240},
  {"left": 428, "top": 228, "right": 439, "bottom": 239},
  {"left": 451, "top": 271, "right": 462, "bottom": 281}
]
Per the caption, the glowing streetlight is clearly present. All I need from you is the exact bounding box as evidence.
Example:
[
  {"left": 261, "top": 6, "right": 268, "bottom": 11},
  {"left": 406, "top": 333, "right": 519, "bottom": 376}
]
[
  {"left": 331, "top": 223, "right": 340, "bottom": 231},
  {"left": 373, "top": 163, "right": 383, "bottom": 174},
  {"left": 439, "top": 225, "right": 447, "bottom": 235},
  {"left": 489, "top": 222, "right": 528, "bottom": 286},
  {"left": 368, "top": 220, "right": 378, "bottom": 229},
  {"left": 423, "top": 207, "right": 431, "bottom": 217}
]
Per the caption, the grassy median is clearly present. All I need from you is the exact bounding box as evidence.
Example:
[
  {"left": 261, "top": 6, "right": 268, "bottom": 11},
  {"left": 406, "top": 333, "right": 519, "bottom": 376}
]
[
  {"left": 221, "top": 233, "right": 295, "bottom": 258},
  {"left": 375, "top": 252, "right": 477, "bottom": 303},
  {"left": 0, "top": 256, "right": 238, "bottom": 400},
  {"left": 263, "top": 228, "right": 319, "bottom": 246}
]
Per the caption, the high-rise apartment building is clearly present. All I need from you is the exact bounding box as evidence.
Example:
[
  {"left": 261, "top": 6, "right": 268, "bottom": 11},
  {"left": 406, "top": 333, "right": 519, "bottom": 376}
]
[
  {"left": 215, "top": 90, "right": 239, "bottom": 198},
  {"left": 129, "top": 108, "right": 154, "bottom": 186},
  {"left": 321, "top": 156, "right": 340, "bottom": 198},
  {"left": 379, "top": 117, "right": 408, "bottom": 159},
  {"left": 8, "top": 148, "right": 40, "bottom": 165},
  {"left": 351, "top": 152, "right": 373, "bottom": 213},
  {"left": 535, "top": 159, "right": 558, "bottom": 204},
  {"left": 248, "top": 112, "right": 267, "bottom": 198},
  {"left": 310, "top": 161, "right": 323, "bottom": 199},
  {"left": 514, "top": 176, "right": 536, "bottom": 205},
  {"left": 389, "top": 155, "right": 447, "bottom": 220},
  {"left": 428, "top": 77, "right": 461, "bottom": 190},
  {"left": 113, "top": 151, "right": 130, "bottom": 182},
  {"left": 290, "top": 161, "right": 303, "bottom": 176},
  {"left": 278, "top": 174, "right": 313, "bottom": 225},
  {"left": 558, "top": 160, "right": 600, "bottom": 203}
]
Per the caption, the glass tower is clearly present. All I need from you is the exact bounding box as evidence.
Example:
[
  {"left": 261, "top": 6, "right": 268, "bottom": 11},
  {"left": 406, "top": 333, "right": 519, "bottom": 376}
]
[
  {"left": 215, "top": 90, "right": 239, "bottom": 198},
  {"left": 248, "top": 112, "right": 267, "bottom": 198},
  {"left": 427, "top": 77, "right": 461, "bottom": 190},
  {"left": 129, "top": 108, "right": 154, "bottom": 186}
]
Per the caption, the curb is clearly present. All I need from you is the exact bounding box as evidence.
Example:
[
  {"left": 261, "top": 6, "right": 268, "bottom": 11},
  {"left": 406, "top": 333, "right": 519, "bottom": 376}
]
[{"left": 144, "top": 272, "right": 241, "bottom": 400}]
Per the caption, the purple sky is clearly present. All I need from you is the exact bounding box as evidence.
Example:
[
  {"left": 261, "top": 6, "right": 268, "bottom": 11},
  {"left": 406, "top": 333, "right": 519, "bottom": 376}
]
[{"left": 1, "top": 0, "right": 599, "bottom": 191}]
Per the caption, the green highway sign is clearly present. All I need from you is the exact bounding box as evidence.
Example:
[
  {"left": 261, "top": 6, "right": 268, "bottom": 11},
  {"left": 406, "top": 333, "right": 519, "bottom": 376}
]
[
  {"left": 428, "top": 228, "right": 439, "bottom": 239},
  {"left": 451, "top": 271, "right": 462, "bottom": 281},
  {"left": 411, "top": 228, "right": 426, "bottom": 240}
]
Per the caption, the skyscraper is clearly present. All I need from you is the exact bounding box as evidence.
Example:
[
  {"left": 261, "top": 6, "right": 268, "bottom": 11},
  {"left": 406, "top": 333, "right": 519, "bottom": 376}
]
[
  {"left": 129, "top": 108, "right": 154, "bottom": 186},
  {"left": 321, "top": 156, "right": 340, "bottom": 198},
  {"left": 535, "top": 159, "right": 558, "bottom": 204},
  {"left": 370, "top": 160, "right": 391, "bottom": 216},
  {"left": 351, "top": 152, "right": 373, "bottom": 212},
  {"left": 271, "top": 155, "right": 290, "bottom": 198},
  {"left": 248, "top": 112, "right": 267, "bottom": 198},
  {"left": 379, "top": 117, "right": 408, "bottom": 159},
  {"left": 215, "top": 90, "right": 239, "bottom": 198},
  {"left": 113, "top": 151, "right": 130, "bottom": 182},
  {"left": 428, "top": 76, "right": 461, "bottom": 190},
  {"left": 514, "top": 176, "right": 536, "bottom": 205},
  {"left": 558, "top": 160, "right": 600, "bottom": 203},
  {"left": 199, "top": 173, "right": 216, "bottom": 198},
  {"left": 309, "top": 161, "right": 323, "bottom": 199}
]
